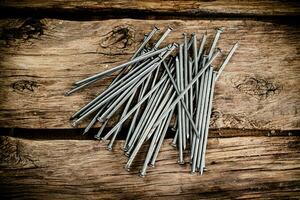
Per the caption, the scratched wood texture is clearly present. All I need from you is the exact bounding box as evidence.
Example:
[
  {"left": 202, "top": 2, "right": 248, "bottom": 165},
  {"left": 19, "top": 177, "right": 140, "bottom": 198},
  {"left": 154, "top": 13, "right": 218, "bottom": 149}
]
[
  {"left": 0, "top": 1, "right": 299, "bottom": 199},
  {"left": 1, "top": 0, "right": 300, "bottom": 18},
  {"left": 0, "top": 136, "right": 299, "bottom": 199},
  {"left": 0, "top": 18, "right": 299, "bottom": 130}
]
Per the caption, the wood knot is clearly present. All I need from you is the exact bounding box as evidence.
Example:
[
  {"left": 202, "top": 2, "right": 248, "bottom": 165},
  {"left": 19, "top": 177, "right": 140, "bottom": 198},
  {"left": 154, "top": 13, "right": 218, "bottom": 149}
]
[
  {"left": 287, "top": 140, "right": 300, "bottom": 149},
  {"left": 0, "top": 18, "right": 45, "bottom": 43},
  {"left": 210, "top": 109, "right": 221, "bottom": 127},
  {"left": 100, "top": 25, "right": 135, "bottom": 49},
  {"left": 0, "top": 136, "right": 37, "bottom": 169},
  {"left": 11, "top": 80, "right": 38, "bottom": 93},
  {"left": 234, "top": 75, "right": 281, "bottom": 100}
]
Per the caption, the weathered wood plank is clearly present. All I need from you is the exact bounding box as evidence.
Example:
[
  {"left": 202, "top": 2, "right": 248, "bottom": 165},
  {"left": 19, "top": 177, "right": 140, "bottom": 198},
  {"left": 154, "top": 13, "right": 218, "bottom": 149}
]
[
  {"left": 1, "top": 1, "right": 300, "bottom": 18},
  {"left": 0, "top": 135, "right": 299, "bottom": 199},
  {"left": 0, "top": 18, "right": 299, "bottom": 130}
]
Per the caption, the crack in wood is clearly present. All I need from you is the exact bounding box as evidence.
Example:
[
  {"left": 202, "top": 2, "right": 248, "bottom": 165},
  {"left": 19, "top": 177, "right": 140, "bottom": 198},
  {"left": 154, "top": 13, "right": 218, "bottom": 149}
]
[
  {"left": 100, "top": 25, "right": 135, "bottom": 49},
  {"left": 11, "top": 80, "right": 38, "bottom": 93},
  {"left": 0, "top": 18, "right": 45, "bottom": 44},
  {"left": 233, "top": 75, "right": 281, "bottom": 100},
  {"left": 0, "top": 136, "right": 38, "bottom": 169}
]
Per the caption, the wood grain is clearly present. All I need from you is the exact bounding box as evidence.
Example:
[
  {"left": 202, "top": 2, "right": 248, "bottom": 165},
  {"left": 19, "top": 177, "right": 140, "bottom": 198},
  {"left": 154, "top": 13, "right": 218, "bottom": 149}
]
[
  {"left": 1, "top": 0, "right": 299, "bottom": 18},
  {"left": 0, "top": 135, "right": 299, "bottom": 199},
  {"left": 0, "top": 18, "right": 299, "bottom": 130}
]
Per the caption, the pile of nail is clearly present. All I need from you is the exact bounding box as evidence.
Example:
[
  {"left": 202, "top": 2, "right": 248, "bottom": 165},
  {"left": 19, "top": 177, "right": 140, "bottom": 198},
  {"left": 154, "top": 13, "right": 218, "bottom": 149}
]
[{"left": 66, "top": 26, "right": 238, "bottom": 176}]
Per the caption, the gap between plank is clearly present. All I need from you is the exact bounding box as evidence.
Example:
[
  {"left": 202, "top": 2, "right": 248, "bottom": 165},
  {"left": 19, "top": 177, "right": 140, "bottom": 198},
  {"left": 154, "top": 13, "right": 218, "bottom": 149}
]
[
  {"left": 0, "top": 7, "right": 299, "bottom": 23},
  {"left": 0, "top": 128, "right": 298, "bottom": 140}
]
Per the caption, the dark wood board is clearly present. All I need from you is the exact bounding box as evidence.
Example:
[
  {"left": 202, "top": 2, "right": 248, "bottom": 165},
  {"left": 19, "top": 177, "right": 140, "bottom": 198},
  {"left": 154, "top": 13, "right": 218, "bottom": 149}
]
[
  {"left": 0, "top": 18, "right": 299, "bottom": 130},
  {"left": 0, "top": 136, "right": 299, "bottom": 199}
]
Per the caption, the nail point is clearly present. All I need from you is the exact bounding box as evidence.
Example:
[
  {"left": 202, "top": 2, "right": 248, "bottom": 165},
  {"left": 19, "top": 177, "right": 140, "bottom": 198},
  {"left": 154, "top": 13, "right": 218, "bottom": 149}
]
[{"left": 178, "top": 160, "right": 185, "bottom": 165}]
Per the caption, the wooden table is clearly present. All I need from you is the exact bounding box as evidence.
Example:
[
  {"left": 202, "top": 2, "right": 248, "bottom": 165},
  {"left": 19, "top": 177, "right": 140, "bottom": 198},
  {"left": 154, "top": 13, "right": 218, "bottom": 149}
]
[{"left": 0, "top": 1, "right": 299, "bottom": 199}]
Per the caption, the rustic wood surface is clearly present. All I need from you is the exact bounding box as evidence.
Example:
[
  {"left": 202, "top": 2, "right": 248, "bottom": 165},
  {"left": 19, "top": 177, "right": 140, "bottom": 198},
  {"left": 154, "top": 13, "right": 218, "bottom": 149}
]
[
  {"left": 0, "top": 18, "right": 299, "bottom": 130},
  {"left": 0, "top": 1, "right": 299, "bottom": 199},
  {"left": 0, "top": 135, "right": 299, "bottom": 199},
  {"left": 1, "top": 0, "right": 300, "bottom": 18}
]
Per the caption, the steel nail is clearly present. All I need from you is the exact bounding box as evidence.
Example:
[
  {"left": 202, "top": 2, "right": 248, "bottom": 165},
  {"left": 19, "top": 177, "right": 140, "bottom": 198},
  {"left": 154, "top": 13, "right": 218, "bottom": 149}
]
[
  {"left": 171, "top": 129, "right": 178, "bottom": 147},
  {"left": 150, "top": 108, "right": 175, "bottom": 167},
  {"left": 199, "top": 71, "right": 216, "bottom": 174},
  {"left": 216, "top": 42, "right": 239, "bottom": 80},
  {"left": 208, "top": 27, "right": 224, "bottom": 60},
  {"left": 94, "top": 120, "right": 108, "bottom": 139},
  {"left": 197, "top": 32, "right": 208, "bottom": 62},
  {"left": 131, "top": 26, "right": 159, "bottom": 59},
  {"left": 175, "top": 56, "right": 185, "bottom": 164},
  {"left": 153, "top": 26, "right": 173, "bottom": 49},
  {"left": 192, "top": 67, "right": 211, "bottom": 173}
]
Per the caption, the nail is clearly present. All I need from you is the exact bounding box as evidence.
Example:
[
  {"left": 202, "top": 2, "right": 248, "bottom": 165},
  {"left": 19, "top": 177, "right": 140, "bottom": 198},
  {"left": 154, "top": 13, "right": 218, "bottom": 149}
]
[
  {"left": 183, "top": 33, "right": 190, "bottom": 141},
  {"left": 197, "top": 32, "right": 208, "bottom": 62},
  {"left": 216, "top": 42, "right": 239, "bottom": 80},
  {"left": 150, "top": 108, "right": 175, "bottom": 167},
  {"left": 187, "top": 32, "right": 195, "bottom": 50},
  {"left": 175, "top": 56, "right": 184, "bottom": 164},
  {"left": 131, "top": 26, "right": 159, "bottom": 59},
  {"left": 171, "top": 129, "right": 178, "bottom": 147},
  {"left": 94, "top": 120, "right": 107, "bottom": 139},
  {"left": 199, "top": 71, "right": 217, "bottom": 175},
  {"left": 179, "top": 44, "right": 187, "bottom": 151},
  {"left": 195, "top": 67, "right": 213, "bottom": 172},
  {"left": 83, "top": 107, "right": 104, "bottom": 135},
  {"left": 153, "top": 26, "right": 173, "bottom": 49},
  {"left": 188, "top": 59, "right": 194, "bottom": 144},
  {"left": 192, "top": 34, "right": 199, "bottom": 105},
  {"left": 208, "top": 27, "right": 224, "bottom": 60},
  {"left": 192, "top": 67, "right": 211, "bottom": 173},
  {"left": 191, "top": 55, "right": 207, "bottom": 161}
]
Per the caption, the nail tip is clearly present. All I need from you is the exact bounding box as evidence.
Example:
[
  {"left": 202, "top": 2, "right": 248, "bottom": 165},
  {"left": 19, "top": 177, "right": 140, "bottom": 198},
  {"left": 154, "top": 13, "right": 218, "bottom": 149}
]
[
  {"left": 82, "top": 130, "right": 88, "bottom": 135},
  {"left": 106, "top": 147, "right": 112, "bottom": 151},
  {"left": 217, "top": 27, "right": 225, "bottom": 32},
  {"left": 94, "top": 135, "right": 101, "bottom": 140},
  {"left": 124, "top": 166, "right": 131, "bottom": 171},
  {"left": 154, "top": 26, "right": 160, "bottom": 31},
  {"left": 178, "top": 161, "right": 185, "bottom": 165},
  {"left": 71, "top": 121, "right": 77, "bottom": 127}
]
